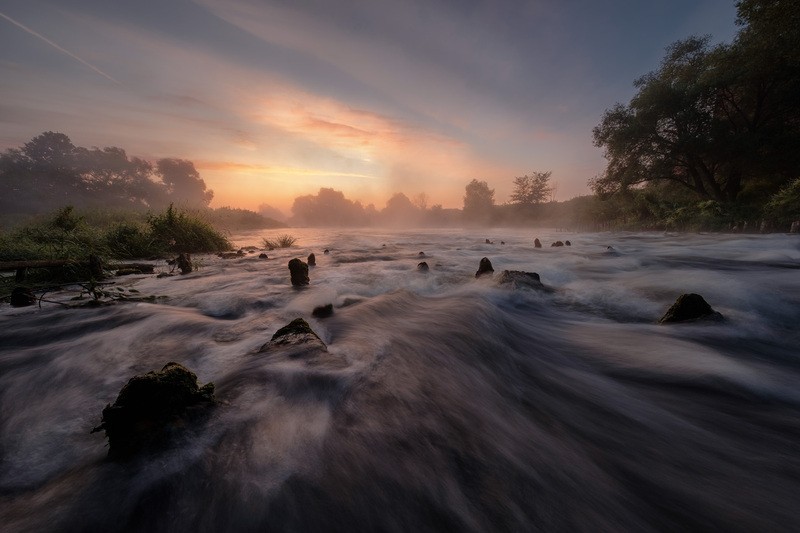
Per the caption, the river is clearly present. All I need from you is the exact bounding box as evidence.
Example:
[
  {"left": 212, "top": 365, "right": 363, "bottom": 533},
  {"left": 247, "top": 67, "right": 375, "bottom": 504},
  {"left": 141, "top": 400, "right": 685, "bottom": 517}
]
[{"left": 1, "top": 228, "right": 799, "bottom": 532}]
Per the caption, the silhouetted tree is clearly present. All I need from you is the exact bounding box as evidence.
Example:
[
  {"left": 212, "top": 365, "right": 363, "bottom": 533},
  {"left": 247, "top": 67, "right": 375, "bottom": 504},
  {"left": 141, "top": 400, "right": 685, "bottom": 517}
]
[
  {"left": 156, "top": 159, "right": 213, "bottom": 207},
  {"left": 510, "top": 171, "right": 553, "bottom": 205},
  {"left": 291, "top": 187, "right": 368, "bottom": 226},
  {"left": 463, "top": 179, "right": 495, "bottom": 223}
]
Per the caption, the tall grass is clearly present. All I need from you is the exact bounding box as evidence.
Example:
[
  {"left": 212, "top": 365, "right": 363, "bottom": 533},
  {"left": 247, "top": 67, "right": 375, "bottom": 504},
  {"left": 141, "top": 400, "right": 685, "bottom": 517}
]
[{"left": 262, "top": 234, "right": 297, "bottom": 249}]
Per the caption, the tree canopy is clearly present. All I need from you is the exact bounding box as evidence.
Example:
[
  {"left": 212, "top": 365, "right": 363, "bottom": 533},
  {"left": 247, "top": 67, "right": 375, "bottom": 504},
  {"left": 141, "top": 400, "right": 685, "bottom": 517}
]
[
  {"left": 0, "top": 132, "right": 214, "bottom": 213},
  {"left": 463, "top": 179, "right": 495, "bottom": 222},
  {"left": 510, "top": 171, "right": 553, "bottom": 205},
  {"left": 591, "top": 0, "right": 800, "bottom": 210}
]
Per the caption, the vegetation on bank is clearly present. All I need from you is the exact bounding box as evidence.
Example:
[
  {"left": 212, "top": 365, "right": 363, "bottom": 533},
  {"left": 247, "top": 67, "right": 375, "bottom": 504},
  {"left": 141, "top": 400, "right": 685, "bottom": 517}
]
[
  {"left": 0, "top": 204, "right": 232, "bottom": 264},
  {"left": 588, "top": 0, "right": 800, "bottom": 231}
]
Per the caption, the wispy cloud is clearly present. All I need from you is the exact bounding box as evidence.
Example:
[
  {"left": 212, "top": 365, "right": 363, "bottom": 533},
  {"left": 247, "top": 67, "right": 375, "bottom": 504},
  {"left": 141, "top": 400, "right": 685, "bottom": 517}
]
[{"left": 0, "top": 10, "right": 119, "bottom": 84}]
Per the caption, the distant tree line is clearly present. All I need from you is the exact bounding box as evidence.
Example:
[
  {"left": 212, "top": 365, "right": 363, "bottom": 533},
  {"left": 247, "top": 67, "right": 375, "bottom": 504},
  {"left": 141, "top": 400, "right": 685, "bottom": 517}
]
[
  {"left": 590, "top": 0, "right": 800, "bottom": 231},
  {"left": 0, "top": 132, "right": 213, "bottom": 214}
]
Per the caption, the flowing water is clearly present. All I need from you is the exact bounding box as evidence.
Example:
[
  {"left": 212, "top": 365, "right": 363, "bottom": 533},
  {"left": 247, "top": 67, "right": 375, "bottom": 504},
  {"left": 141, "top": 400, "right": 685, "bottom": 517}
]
[{"left": 1, "top": 228, "right": 799, "bottom": 532}]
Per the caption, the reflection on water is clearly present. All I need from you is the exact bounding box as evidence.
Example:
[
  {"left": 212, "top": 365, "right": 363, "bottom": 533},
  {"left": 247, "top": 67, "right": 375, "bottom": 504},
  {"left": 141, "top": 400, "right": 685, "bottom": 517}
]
[{"left": 1, "top": 229, "right": 800, "bottom": 531}]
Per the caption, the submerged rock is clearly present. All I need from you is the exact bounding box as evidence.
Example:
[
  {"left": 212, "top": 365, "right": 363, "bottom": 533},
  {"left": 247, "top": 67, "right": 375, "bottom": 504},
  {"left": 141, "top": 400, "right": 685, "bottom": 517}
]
[
  {"left": 323, "top": 249, "right": 330, "bottom": 255},
  {"left": 10, "top": 287, "right": 36, "bottom": 307},
  {"left": 261, "top": 318, "right": 326, "bottom": 351},
  {"left": 534, "top": 238, "right": 542, "bottom": 248},
  {"left": 176, "top": 253, "right": 192, "bottom": 274},
  {"left": 307, "top": 253, "right": 316, "bottom": 267},
  {"left": 288, "top": 258, "right": 309, "bottom": 286},
  {"left": 312, "top": 303, "right": 334, "bottom": 318},
  {"left": 92, "top": 362, "right": 215, "bottom": 459},
  {"left": 475, "top": 257, "right": 494, "bottom": 278},
  {"left": 496, "top": 270, "right": 546, "bottom": 290},
  {"left": 659, "top": 293, "right": 723, "bottom": 323},
  {"left": 565, "top": 240, "right": 571, "bottom": 246},
  {"left": 417, "top": 261, "right": 429, "bottom": 272},
  {"left": 259, "top": 253, "right": 268, "bottom": 259},
  {"left": 551, "top": 241, "right": 564, "bottom": 247}
]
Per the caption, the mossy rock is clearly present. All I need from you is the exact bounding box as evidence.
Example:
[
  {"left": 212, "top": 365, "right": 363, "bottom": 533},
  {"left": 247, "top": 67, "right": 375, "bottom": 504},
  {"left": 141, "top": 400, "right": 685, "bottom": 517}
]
[{"left": 93, "top": 362, "right": 215, "bottom": 459}]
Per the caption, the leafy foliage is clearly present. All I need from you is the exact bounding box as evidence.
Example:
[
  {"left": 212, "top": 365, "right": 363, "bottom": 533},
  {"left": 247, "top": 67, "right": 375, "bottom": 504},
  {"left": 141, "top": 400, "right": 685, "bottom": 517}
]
[{"left": 510, "top": 171, "right": 553, "bottom": 205}]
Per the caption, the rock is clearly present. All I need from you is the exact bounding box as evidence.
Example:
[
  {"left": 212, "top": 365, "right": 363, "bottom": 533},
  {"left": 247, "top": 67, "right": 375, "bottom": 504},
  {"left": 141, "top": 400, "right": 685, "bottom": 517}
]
[
  {"left": 262, "top": 318, "right": 326, "bottom": 350},
  {"left": 307, "top": 253, "right": 316, "bottom": 267},
  {"left": 418, "top": 252, "right": 426, "bottom": 257},
  {"left": 659, "top": 293, "right": 723, "bottom": 324},
  {"left": 534, "top": 238, "right": 542, "bottom": 248},
  {"left": 259, "top": 253, "right": 268, "bottom": 259},
  {"left": 312, "top": 303, "right": 334, "bottom": 318},
  {"left": 417, "top": 261, "right": 429, "bottom": 272},
  {"left": 288, "top": 258, "right": 309, "bottom": 286},
  {"left": 176, "top": 253, "right": 192, "bottom": 274},
  {"left": 156, "top": 272, "right": 174, "bottom": 278},
  {"left": 475, "top": 257, "right": 494, "bottom": 278},
  {"left": 92, "top": 362, "right": 215, "bottom": 459},
  {"left": 323, "top": 249, "right": 330, "bottom": 255},
  {"left": 500, "top": 241, "right": 505, "bottom": 245},
  {"left": 10, "top": 287, "right": 36, "bottom": 307},
  {"left": 551, "top": 241, "right": 564, "bottom": 247},
  {"left": 218, "top": 252, "right": 241, "bottom": 259},
  {"left": 565, "top": 240, "right": 571, "bottom": 246},
  {"left": 485, "top": 239, "right": 493, "bottom": 244},
  {"left": 496, "top": 270, "right": 545, "bottom": 290}
]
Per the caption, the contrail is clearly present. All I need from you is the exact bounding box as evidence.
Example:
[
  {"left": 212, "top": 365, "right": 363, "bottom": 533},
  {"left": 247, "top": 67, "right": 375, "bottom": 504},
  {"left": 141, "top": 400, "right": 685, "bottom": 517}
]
[{"left": 0, "top": 10, "right": 119, "bottom": 84}]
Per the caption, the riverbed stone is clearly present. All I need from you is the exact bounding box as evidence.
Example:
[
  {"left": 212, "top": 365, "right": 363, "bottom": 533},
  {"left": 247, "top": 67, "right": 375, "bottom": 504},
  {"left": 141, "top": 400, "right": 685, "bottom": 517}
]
[
  {"left": 659, "top": 293, "right": 723, "bottom": 323},
  {"left": 475, "top": 257, "right": 494, "bottom": 278},
  {"left": 92, "top": 362, "right": 215, "bottom": 459},
  {"left": 496, "top": 270, "right": 545, "bottom": 290},
  {"left": 534, "top": 238, "right": 542, "bottom": 248},
  {"left": 307, "top": 253, "right": 316, "bottom": 267},
  {"left": 417, "top": 261, "right": 429, "bottom": 272},
  {"left": 312, "top": 303, "right": 334, "bottom": 318},
  {"left": 288, "top": 258, "right": 309, "bottom": 286},
  {"left": 176, "top": 253, "right": 192, "bottom": 274},
  {"left": 10, "top": 287, "right": 36, "bottom": 307}
]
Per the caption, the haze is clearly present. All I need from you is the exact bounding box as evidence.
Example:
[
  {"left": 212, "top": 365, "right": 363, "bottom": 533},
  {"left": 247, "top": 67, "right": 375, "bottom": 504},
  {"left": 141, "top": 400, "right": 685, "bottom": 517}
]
[{"left": 0, "top": 0, "right": 738, "bottom": 214}]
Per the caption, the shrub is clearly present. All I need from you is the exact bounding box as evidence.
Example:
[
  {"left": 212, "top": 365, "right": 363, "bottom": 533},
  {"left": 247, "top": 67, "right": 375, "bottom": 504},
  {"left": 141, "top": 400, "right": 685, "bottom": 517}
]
[
  {"left": 147, "top": 204, "right": 232, "bottom": 254},
  {"left": 262, "top": 234, "right": 297, "bottom": 249}
]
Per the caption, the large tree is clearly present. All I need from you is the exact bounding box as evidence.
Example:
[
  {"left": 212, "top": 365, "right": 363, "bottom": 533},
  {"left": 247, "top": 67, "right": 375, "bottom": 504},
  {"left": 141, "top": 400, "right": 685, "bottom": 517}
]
[
  {"left": 510, "top": 171, "right": 553, "bottom": 205},
  {"left": 463, "top": 179, "right": 495, "bottom": 223},
  {"left": 591, "top": 0, "right": 800, "bottom": 206}
]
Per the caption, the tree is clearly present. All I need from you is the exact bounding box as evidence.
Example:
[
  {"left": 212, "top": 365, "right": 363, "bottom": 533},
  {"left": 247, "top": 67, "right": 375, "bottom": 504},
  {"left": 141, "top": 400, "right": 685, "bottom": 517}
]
[
  {"left": 463, "top": 179, "right": 495, "bottom": 223},
  {"left": 510, "top": 171, "right": 553, "bottom": 205},
  {"left": 382, "top": 192, "right": 420, "bottom": 225},
  {"left": 156, "top": 159, "right": 213, "bottom": 207},
  {"left": 290, "top": 187, "right": 367, "bottom": 226},
  {"left": 591, "top": 0, "right": 800, "bottom": 207}
]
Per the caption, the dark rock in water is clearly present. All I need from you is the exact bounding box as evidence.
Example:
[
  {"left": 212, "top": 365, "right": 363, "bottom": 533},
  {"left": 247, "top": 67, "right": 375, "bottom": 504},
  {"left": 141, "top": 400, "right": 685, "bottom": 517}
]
[
  {"left": 551, "top": 241, "right": 564, "bottom": 247},
  {"left": 496, "top": 270, "right": 545, "bottom": 290},
  {"left": 312, "top": 303, "right": 334, "bottom": 318},
  {"left": 307, "top": 253, "right": 316, "bottom": 267},
  {"left": 218, "top": 252, "right": 241, "bottom": 259},
  {"left": 323, "top": 249, "right": 330, "bottom": 255},
  {"left": 288, "top": 258, "right": 309, "bottom": 286},
  {"left": 417, "top": 261, "right": 429, "bottom": 272},
  {"left": 475, "top": 257, "right": 494, "bottom": 278},
  {"left": 156, "top": 272, "right": 174, "bottom": 278},
  {"left": 501, "top": 241, "right": 505, "bottom": 245},
  {"left": 176, "top": 253, "right": 192, "bottom": 275},
  {"left": 91, "top": 362, "right": 215, "bottom": 460},
  {"left": 534, "top": 238, "right": 542, "bottom": 248},
  {"left": 659, "top": 293, "right": 723, "bottom": 324},
  {"left": 261, "top": 318, "right": 326, "bottom": 351},
  {"left": 258, "top": 253, "right": 268, "bottom": 259},
  {"left": 565, "top": 240, "right": 571, "bottom": 246},
  {"left": 10, "top": 287, "right": 36, "bottom": 307},
  {"left": 485, "top": 239, "right": 493, "bottom": 244},
  {"left": 418, "top": 251, "right": 426, "bottom": 257}
]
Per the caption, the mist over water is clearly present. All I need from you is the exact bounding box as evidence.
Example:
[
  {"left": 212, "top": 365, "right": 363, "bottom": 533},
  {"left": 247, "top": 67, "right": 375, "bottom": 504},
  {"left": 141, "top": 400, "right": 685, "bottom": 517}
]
[{"left": 2, "top": 229, "right": 800, "bottom": 532}]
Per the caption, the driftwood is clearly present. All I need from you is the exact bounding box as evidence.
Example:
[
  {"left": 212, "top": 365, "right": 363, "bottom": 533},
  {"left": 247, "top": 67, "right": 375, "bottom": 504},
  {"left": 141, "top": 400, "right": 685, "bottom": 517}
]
[{"left": 0, "top": 259, "right": 155, "bottom": 282}]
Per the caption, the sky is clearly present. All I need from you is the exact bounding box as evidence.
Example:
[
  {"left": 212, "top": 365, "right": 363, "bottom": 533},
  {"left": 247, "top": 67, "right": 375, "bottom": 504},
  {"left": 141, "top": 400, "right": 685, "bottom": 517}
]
[{"left": 0, "top": 0, "right": 740, "bottom": 214}]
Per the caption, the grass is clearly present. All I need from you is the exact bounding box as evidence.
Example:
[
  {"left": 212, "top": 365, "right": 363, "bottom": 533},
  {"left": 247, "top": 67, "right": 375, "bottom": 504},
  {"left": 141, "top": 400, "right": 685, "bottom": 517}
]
[{"left": 262, "top": 234, "right": 297, "bottom": 249}]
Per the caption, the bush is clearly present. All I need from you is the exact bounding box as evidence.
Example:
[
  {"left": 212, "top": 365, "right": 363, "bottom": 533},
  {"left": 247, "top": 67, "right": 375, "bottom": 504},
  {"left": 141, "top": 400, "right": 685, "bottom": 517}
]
[
  {"left": 147, "top": 204, "right": 232, "bottom": 254},
  {"left": 262, "top": 234, "right": 297, "bottom": 249}
]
